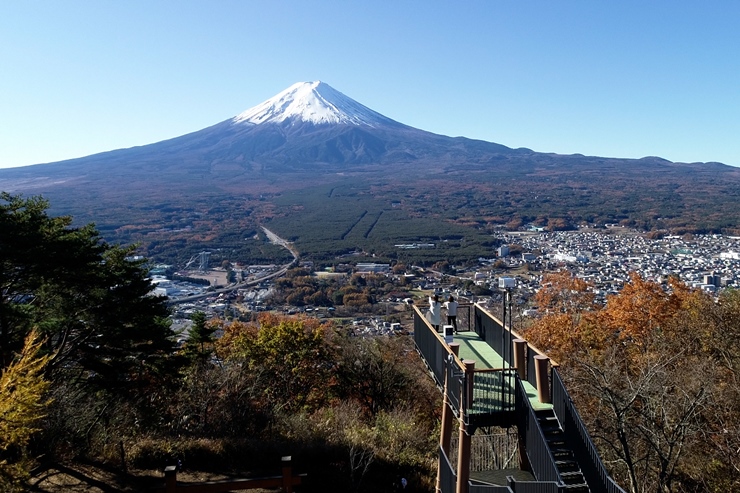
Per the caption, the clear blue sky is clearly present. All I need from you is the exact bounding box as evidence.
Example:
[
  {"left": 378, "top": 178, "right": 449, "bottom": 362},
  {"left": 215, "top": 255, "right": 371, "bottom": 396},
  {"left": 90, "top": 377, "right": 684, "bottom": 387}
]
[{"left": 1, "top": 1, "right": 739, "bottom": 168}]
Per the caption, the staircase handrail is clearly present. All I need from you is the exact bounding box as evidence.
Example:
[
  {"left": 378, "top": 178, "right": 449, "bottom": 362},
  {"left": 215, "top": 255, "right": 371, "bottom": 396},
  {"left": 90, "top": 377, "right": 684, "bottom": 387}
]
[
  {"left": 552, "top": 368, "right": 627, "bottom": 493},
  {"left": 515, "top": 377, "right": 562, "bottom": 484}
]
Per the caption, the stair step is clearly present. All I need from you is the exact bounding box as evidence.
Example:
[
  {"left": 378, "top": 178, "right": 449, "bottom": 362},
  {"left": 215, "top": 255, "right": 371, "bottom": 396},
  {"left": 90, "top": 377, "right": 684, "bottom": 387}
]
[
  {"left": 540, "top": 423, "right": 562, "bottom": 432},
  {"left": 539, "top": 421, "right": 560, "bottom": 430},
  {"left": 546, "top": 438, "right": 567, "bottom": 447},
  {"left": 560, "top": 485, "right": 590, "bottom": 493},
  {"left": 555, "top": 459, "right": 580, "bottom": 473},
  {"left": 551, "top": 447, "right": 574, "bottom": 457},
  {"left": 561, "top": 471, "right": 587, "bottom": 485}
]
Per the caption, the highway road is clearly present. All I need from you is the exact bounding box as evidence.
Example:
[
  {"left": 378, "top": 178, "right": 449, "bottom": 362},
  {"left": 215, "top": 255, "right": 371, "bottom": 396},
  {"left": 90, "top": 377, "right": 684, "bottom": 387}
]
[{"left": 167, "top": 226, "right": 298, "bottom": 306}]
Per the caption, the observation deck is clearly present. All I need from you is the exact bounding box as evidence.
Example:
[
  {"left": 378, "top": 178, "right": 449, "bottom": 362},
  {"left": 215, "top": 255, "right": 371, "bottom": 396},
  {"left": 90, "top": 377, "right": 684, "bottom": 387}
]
[{"left": 413, "top": 303, "right": 626, "bottom": 493}]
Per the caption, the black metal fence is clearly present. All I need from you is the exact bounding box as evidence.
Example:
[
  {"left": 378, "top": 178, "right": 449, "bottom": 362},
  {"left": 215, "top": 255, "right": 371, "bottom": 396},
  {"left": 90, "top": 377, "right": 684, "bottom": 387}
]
[
  {"left": 552, "top": 369, "right": 627, "bottom": 493},
  {"left": 413, "top": 305, "right": 465, "bottom": 418},
  {"left": 413, "top": 305, "right": 447, "bottom": 387},
  {"left": 515, "top": 377, "right": 561, "bottom": 484},
  {"left": 439, "top": 446, "right": 457, "bottom": 493},
  {"left": 471, "top": 369, "right": 517, "bottom": 415},
  {"left": 418, "top": 303, "right": 626, "bottom": 493},
  {"left": 456, "top": 303, "right": 473, "bottom": 332},
  {"left": 450, "top": 430, "right": 520, "bottom": 472}
]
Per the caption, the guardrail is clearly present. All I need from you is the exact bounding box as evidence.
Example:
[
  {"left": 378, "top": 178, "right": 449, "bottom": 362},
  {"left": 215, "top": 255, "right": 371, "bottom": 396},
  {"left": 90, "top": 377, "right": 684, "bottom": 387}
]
[
  {"left": 419, "top": 303, "right": 625, "bottom": 493},
  {"left": 414, "top": 306, "right": 512, "bottom": 420},
  {"left": 516, "top": 379, "right": 561, "bottom": 484},
  {"left": 552, "top": 369, "right": 627, "bottom": 493},
  {"left": 471, "top": 369, "right": 516, "bottom": 415},
  {"left": 439, "top": 446, "right": 458, "bottom": 493},
  {"left": 413, "top": 305, "right": 449, "bottom": 387}
]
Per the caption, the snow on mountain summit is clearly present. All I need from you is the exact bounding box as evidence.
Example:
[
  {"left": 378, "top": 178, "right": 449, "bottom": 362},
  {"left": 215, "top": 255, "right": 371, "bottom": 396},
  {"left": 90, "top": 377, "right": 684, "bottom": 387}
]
[{"left": 232, "top": 81, "right": 397, "bottom": 127}]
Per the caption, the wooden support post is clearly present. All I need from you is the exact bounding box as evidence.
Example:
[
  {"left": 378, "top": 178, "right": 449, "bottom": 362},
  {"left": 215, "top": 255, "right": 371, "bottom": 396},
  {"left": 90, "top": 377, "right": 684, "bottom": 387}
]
[
  {"left": 281, "top": 456, "right": 293, "bottom": 493},
  {"left": 164, "top": 465, "right": 177, "bottom": 493},
  {"left": 513, "top": 339, "right": 526, "bottom": 380},
  {"left": 464, "top": 360, "right": 475, "bottom": 410},
  {"left": 534, "top": 355, "right": 551, "bottom": 404},
  {"left": 456, "top": 360, "right": 475, "bottom": 493}
]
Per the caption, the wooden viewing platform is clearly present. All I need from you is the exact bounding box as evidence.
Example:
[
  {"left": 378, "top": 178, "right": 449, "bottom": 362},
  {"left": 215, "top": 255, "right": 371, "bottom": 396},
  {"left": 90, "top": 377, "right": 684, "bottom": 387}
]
[
  {"left": 414, "top": 302, "right": 626, "bottom": 493},
  {"left": 450, "top": 331, "right": 552, "bottom": 414}
]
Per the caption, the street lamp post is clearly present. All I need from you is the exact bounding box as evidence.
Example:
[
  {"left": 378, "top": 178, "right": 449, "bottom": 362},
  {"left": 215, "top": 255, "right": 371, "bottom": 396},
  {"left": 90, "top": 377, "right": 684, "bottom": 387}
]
[{"left": 499, "top": 277, "right": 516, "bottom": 410}]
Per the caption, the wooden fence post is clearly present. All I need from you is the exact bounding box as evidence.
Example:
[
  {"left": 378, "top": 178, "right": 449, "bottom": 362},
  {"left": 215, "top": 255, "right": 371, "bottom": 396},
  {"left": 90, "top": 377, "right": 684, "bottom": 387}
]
[
  {"left": 281, "top": 456, "right": 293, "bottom": 493},
  {"left": 534, "top": 355, "right": 551, "bottom": 404},
  {"left": 164, "top": 465, "right": 177, "bottom": 493}
]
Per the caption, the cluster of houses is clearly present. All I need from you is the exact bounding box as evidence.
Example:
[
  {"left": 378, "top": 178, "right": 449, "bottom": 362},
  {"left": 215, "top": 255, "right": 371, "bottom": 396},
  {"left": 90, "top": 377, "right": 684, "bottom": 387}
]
[{"left": 484, "top": 231, "right": 740, "bottom": 305}]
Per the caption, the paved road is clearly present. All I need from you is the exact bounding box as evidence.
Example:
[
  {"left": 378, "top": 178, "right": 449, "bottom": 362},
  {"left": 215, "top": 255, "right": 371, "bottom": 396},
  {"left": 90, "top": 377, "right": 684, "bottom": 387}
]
[{"left": 167, "top": 226, "right": 298, "bottom": 306}]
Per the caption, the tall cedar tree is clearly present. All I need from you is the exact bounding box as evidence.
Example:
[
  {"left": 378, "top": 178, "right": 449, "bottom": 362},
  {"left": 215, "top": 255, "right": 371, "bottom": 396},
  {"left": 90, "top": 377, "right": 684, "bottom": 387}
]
[
  {"left": 0, "top": 193, "right": 177, "bottom": 393},
  {"left": 184, "top": 311, "right": 216, "bottom": 363}
]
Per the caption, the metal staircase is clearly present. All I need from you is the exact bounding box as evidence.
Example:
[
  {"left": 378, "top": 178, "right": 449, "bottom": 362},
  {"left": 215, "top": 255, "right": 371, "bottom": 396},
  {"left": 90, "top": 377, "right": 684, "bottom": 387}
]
[
  {"left": 536, "top": 409, "right": 590, "bottom": 492},
  {"left": 415, "top": 303, "right": 626, "bottom": 493}
]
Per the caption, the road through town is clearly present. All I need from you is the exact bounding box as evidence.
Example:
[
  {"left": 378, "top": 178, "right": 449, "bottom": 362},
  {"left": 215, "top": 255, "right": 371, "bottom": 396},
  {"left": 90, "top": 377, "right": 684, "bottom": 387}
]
[{"left": 167, "top": 227, "right": 297, "bottom": 305}]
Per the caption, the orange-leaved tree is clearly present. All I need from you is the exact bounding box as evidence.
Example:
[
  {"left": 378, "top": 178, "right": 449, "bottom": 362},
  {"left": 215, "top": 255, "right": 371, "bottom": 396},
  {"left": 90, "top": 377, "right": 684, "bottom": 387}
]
[
  {"left": 526, "top": 271, "right": 735, "bottom": 493},
  {"left": 524, "top": 270, "right": 601, "bottom": 362},
  {"left": 217, "top": 313, "right": 337, "bottom": 414}
]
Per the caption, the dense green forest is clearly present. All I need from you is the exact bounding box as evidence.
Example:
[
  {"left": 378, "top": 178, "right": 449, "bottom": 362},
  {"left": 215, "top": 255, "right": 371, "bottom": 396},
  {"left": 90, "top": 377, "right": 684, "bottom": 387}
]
[{"left": 33, "top": 157, "right": 740, "bottom": 271}]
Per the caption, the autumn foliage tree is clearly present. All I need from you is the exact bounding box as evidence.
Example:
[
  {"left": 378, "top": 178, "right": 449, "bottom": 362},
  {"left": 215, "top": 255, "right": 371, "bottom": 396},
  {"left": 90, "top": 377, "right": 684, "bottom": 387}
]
[
  {"left": 0, "top": 331, "right": 50, "bottom": 491},
  {"left": 218, "top": 313, "right": 336, "bottom": 414},
  {"left": 524, "top": 271, "right": 740, "bottom": 493},
  {"left": 526, "top": 270, "right": 599, "bottom": 360}
]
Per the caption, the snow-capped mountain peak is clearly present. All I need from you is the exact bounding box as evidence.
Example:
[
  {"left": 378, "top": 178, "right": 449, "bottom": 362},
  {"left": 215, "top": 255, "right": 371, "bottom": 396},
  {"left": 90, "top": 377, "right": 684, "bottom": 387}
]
[{"left": 232, "top": 81, "right": 396, "bottom": 127}]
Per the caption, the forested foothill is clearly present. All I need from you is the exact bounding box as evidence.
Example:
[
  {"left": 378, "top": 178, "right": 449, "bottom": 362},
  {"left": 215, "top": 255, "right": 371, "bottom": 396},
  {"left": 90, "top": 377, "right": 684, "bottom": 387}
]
[
  {"left": 523, "top": 270, "right": 740, "bottom": 493},
  {"left": 0, "top": 193, "right": 439, "bottom": 492},
  {"left": 21, "top": 154, "right": 740, "bottom": 274}
]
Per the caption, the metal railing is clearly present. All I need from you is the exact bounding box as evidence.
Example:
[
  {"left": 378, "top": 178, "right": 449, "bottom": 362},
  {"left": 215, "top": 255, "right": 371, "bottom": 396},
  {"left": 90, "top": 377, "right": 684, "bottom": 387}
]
[
  {"left": 450, "top": 431, "right": 520, "bottom": 472},
  {"left": 469, "top": 483, "right": 514, "bottom": 492},
  {"left": 414, "top": 306, "right": 513, "bottom": 420},
  {"left": 418, "top": 303, "right": 625, "bottom": 493},
  {"left": 473, "top": 305, "right": 512, "bottom": 365},
  {"left": 439, "top": 446, "right": 458, "bottom": 493},
  {"left": 552, "top": 369, "right": 627, "bottom": 493},
  {"left": 414, "top": 306, "right": 466, "bottom": 418},
  {"left": 413, "top": 306, "right": 448, "bottom": 387},
  {"left": 472, "top": 369, "right": 517, "bottom": 415},
  {"left": 515, "top": 378, "right": 561, "bottom": 484},
  {"left": 456, "top": 303, "right": 473, "bottom": 332}
]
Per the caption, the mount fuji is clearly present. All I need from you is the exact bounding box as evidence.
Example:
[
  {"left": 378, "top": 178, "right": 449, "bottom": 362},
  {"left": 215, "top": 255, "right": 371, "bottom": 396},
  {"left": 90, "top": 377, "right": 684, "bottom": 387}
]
[
  {"left": 1, "top": 81, "right": 739, "bottom": 242},
  {"left": 0, "top": 81, "right": 521, "bottom": 189}
]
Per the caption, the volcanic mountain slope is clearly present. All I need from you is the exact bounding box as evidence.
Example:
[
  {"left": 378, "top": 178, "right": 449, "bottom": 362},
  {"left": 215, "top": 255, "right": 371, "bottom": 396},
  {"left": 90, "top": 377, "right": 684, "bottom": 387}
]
[
  {"left": 0, "top": 81, "right": 520, "bottom": 189},
  {"left": 2, "top": 81, "right": 740, "bottom": 265}
]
